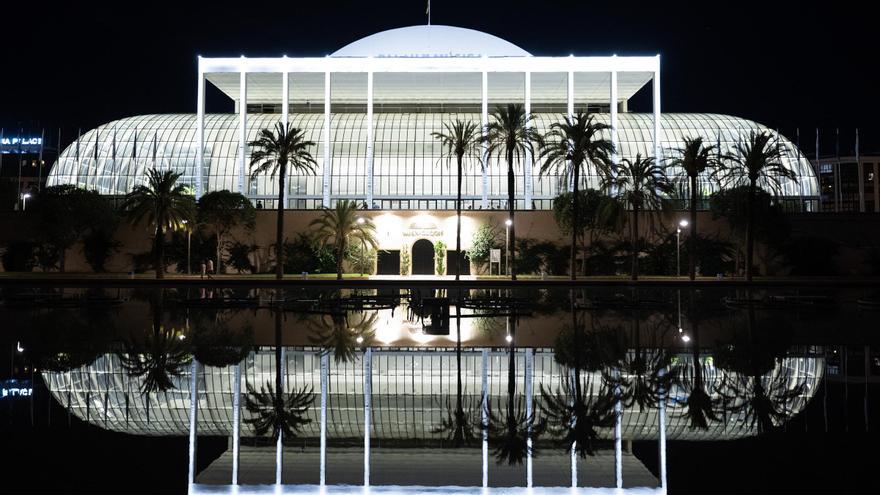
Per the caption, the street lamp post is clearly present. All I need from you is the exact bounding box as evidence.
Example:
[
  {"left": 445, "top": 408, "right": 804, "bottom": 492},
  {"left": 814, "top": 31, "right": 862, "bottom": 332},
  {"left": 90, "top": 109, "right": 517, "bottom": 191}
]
[
  {"left": 676, "top": 219, "right": 689, "bottom": 277},
  {"left": 504, "top": 219, "right": 512, "bottom": 276},
  {"left": 20, "top": 193, "right": 31, "bottom": 211}
]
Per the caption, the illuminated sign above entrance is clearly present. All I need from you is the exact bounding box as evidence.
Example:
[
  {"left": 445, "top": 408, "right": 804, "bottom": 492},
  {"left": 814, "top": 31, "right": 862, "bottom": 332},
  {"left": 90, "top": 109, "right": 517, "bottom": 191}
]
[{"left": 0, "top": 136, "right": 43, "bottom": 154}]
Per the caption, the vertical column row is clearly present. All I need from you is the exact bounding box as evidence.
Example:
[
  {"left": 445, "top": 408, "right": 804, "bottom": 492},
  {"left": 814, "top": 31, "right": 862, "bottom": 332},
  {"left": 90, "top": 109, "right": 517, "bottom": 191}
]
[
  {"left": 481, "top": 65, "right": 489, "bottom": 209},
  {"left": 238, "top": 65, "right": 247, "bottom": 194},
  {"left": 323, "top": 71, "right": 332, "bottom": 207},
  {"left": 282, "top": 70, "right": 290, "bottom": 208},
  {"left": 195, "top": 62, "right": 205, "bottom": 198},
  {"left": 366, "top": 70, "right": 374, "bottom": 209},
  {"left": 524, "top": 72, "right": 532, "bottom": 209}
]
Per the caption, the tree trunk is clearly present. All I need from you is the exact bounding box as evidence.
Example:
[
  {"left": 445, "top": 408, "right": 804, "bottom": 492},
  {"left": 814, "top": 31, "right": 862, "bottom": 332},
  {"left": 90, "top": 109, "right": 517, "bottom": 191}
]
[
  {"left": 507, "top": 149, "right": 516, "bottom": 281},
  {"left": 275, "top": 162, "right": 286, "bottom": 280},
  {"left": 456, "top": 154, "right": 463, "bottom": 280},
  {"left": 155, "top": 223, "right": 165, "bottom": 279},
  {"left": 336, "top": 243, "right": 344, "bottom": 281},
  {"left": 507, "top": 315, "right": 516, "bottom": 421},
  {"left": 60, "top": 248, "right": 67, "bottom": 273},
  {"left": 689, "top": 174, "right": 697, "bottom": 280},
  {"left": 216, "top": 232, "right": 223, "bottom": 275},
  {"left": 571, "top": 166, "right": 579, "bottom": 280},
  {"left": 745, "top": 181, "right": 756, "bottom": 282},
  {"left": 630, "top": 205, "right": 639, "bottom": 281},
  {"left": 455, "top": 305, "right": 463, "bottom": 444},
  {"left": 274, "top": 308, "right": 284, "bottom": 448}
]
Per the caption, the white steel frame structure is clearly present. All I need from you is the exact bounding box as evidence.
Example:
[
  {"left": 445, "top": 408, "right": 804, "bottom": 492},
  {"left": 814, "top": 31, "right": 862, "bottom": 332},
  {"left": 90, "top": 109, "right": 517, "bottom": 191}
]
[{"left": 194, "top": 51, "right": 662, "bottom": 207}]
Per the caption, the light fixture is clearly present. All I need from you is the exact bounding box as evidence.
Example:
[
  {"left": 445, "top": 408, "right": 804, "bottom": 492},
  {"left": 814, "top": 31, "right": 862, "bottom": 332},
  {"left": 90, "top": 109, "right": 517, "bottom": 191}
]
[
  {"left": 678, "top": 219, "right": 689, "bottom": 228},
  {"left": 505, "top": 219, "right": 512, "bottom": 226},
  {"left": 16, "top": 341, "right": 24, "bottom": 353},
  {"left": 681, "top": 334, "right": 691, "bottom": 343},
  {"left": 21, "top": 193, "right": 31, "bottom": 199},
  {"left": 505, "top": 334, "right": 513, "bottom": 343},
  {"left": 356, "top": 336, "right": 364, "bottom": 344},
  {"left": 178, "top": 335, "right": 186, "bottom": 341},
  {"left": 356, "top": 217, "right": 365, "bottom": 225}
]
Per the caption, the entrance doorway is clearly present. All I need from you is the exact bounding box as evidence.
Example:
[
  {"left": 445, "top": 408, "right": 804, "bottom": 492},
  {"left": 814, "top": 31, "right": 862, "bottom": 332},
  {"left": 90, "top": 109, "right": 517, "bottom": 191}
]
[{"left": 411, "top": 239, "right": 435, "bottom": 275}]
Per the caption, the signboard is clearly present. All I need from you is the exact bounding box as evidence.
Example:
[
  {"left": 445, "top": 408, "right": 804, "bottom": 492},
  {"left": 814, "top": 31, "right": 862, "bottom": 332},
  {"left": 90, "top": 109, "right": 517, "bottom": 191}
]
[
  {"left": 490, "top": 249, "right": 501, "bottom": 263},
  {"left": 0, "top": 136, "right": 43, "bottom": 154},
  {"left": 1, "top": 379, "right": 32, "bottom": 399}
]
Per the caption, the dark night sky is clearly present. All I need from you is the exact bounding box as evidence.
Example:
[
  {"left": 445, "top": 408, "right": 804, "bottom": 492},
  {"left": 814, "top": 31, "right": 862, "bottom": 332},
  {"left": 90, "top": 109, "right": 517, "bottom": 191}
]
[{"left": 1, "top": 0, "right": 876, "bottom": 153}]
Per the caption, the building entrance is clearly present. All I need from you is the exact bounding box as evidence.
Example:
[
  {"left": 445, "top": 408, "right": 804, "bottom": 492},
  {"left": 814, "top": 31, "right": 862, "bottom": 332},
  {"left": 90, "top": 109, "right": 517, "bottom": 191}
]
[{"left": 411, "top": 239, "right": 435, "bottom": 275}]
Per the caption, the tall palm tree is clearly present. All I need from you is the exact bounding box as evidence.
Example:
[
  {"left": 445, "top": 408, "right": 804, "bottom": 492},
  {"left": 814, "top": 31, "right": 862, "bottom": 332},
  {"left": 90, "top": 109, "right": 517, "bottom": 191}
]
[
  {"left": 433, "top": 301, "right": 478, "bottom": 447},
  {"left": 245, "top": 309, "right": 314, "bottom": 453},
  {"left": 722, "top": 131, "right": 797, "bottom": 281},
  {"left": 122, "top": 168, "right": 194, "bottom": 279},
  {"left": 606, "top": 154, "right": 674, "bottom": 280},
  {"left": 249, "top": 122, "right": 318, "bottom": 279},
  {"left": 484, "top": 315, "right": 546, "bottom": 464},
  {"left": 309, "top": 200, "right": 378, "bottom": 280},
  {"left": 432, "top": 120, "right": 483, "bottom": 280},
  {"left": 667, "top": 137, "right": 726, "bottom": 280},
  {"left": 484, "top": 104, "right": 543, "bottom": 280},
  {"left": 539, "top": 112, "right": 615, "bottom": 279}
]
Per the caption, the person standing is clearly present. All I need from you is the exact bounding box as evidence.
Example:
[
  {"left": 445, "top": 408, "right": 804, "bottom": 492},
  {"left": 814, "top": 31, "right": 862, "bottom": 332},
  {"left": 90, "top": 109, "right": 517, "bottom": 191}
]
[
  {"left": 200, "top": 260, "right": 207, "bottom": 279},
  {"left": 207, "top": 258, "right": 215, "bottom": 276}
]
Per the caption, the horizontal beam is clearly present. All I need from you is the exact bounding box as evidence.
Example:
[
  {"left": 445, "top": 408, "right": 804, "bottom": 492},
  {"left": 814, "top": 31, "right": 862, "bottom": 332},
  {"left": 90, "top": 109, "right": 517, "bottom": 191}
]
[{"left": 199, "top": 56, "right": 661, "bottom": 75}]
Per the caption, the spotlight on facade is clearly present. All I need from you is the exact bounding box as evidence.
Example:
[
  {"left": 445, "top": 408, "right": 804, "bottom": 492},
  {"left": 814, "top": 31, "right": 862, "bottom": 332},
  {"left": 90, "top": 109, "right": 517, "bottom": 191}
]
[
  {"left": 357, "top": 217, "right": 365, "bottom": 225},
  {"left": 505, "top": 219, "right": 512, "bottom": 226},
  {"left": 679, "top": 219, "right": 689, "bottom": 228},
  {"left": 356, "top": 335, "right": 364, "bottom": 344},
  {"left": 505, "top": 334, "right": 513, "bottom": 343},
  {"left": 681, "top": 334, "right": 691, "bottom": 343}
]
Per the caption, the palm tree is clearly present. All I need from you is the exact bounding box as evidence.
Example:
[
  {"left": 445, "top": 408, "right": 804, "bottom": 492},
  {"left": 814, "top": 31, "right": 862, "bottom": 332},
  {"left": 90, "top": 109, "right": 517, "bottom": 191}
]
[
  {"left": 606, "top": 154, "right": 674, "bottom": 280},
  {"left": 307, "top": 311, "right": 376, "bottom": 364},
  {"left": 484, "top": 104, "right": 543, "bottom": 280},
  {"left": 248, "top": 122, "right": 318, "bottom": 279},
  {"left": 122, "top": 168, "right": 195, "bottom": 279},
  {"left": 245, "top": 309, "right": 314, "bottom": 451},
  {"left": 433, "top": 304, "right": 478, "bottom": 447},
  {"left": 722, "top": 131, "right": 797, "bottom": 281},
  {"left": 667, "top": 137, "right": 726, "bottom": 280},
  {"left": 538, "top": 112, "right": 615, "bottom": 279},
  {"left": 309, "top": 200, "right": 378, "bottom": 280},
  {"left": 484, "top": 315, "right": 546, "bottom": 464},
  {"left": 432, "top": 120, "right": 483, "bottom": 280}
]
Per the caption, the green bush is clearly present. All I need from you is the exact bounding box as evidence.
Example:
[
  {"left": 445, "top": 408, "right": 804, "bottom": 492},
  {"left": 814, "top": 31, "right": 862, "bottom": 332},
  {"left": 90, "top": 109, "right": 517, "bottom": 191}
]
[
  {"left": 466, "top": 222, "right": 500, "bottom": 274},
  {"left": 226, "top": 241, "right": 258, "bottom": 274},
  {"left": 434, "top": 240, "right": 446, "bottom": 275},
  {"left": 1, "top": 241, "right": 37, "bottom": 272},
  {"left": 283, "top": 233, "right": 337, "bottom": 274}
]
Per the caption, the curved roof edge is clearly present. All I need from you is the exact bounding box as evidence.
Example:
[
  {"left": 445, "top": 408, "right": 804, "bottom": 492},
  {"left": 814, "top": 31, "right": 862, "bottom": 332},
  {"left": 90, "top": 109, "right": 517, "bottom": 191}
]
[{"left": 331, "top": 25, "right": 531, "bottom": 58}]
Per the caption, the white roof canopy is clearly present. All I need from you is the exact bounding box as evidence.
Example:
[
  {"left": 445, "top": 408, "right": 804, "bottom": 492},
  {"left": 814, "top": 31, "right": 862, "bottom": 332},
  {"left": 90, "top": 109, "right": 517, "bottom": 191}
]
[{"left": 201, "top": 26, "right": 658, "bottom": 105}]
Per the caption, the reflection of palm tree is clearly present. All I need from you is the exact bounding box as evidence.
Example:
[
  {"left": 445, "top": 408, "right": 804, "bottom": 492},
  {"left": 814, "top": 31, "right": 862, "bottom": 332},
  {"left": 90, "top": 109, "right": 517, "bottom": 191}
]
[
  {"left": 245, "top": 309, "right": 314, "bottom": 444},
  {"left": 190, "top": 310, "right": 253, "bottom": 368},
  {"left": 433, "top": 304, "right": 478, "bottom": 447},
  {"left": 307, "top": 311, "right": 377, "bottom": 364},
  {"left": 484, "top": 315, "right": 546, "bottom": 465},
  {"left": 619, "top": 319, "right": 672, "bottom": 411},
  {"left": 671, "top": 321, "right": 722, "bottom": 430}
]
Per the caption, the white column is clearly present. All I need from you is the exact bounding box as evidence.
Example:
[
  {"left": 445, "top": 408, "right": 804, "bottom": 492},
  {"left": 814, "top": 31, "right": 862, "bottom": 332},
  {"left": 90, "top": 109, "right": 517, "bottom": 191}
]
[
  {"left": 525, "top": 348, "right": 534, "bottom": 488},
  {"left": 196, "top": 62, "right": 205, "bottom": 198},
  {"left": 610, "top": 68, "right": 618, "bottom": 162},
  {"left": 187, "top": 360, "right": 199, "bottom": 485},
  {"left": 481, "top": 63, "right": 489, "bottom": 209},
  {"left": 364, "top": 347, "right": 372, "bottom": 486},
  {"left": 524, "top": 72, "right": 532, "bottom": 209},
  {"left": 653, "top": 64, "right": 662, "bottom": 164},
  {"left": 570, "top": 367, "right": 577, "bottom": 488},
  {"left": 323, "top": 70, "right": 332, "bottom": 207},
  {"left": 320, "top": 352, "right": 328, "bottom": 485},
  {"left": 238, "top": 66, "right": 247, "bottom": 195},
  {"left": 231, "top": 362, "right": 241, "bottom": 484},
  {"left": 567, "top": 70, "right": 574, "bottom": 192},
  {"left": 481, "top": 348, "right": 489, "bottom": 488},
  {"left": 282, "top": 70, "right": 290, "bottom": 209},
  {"left": 614, "top": 368, "right": 623, "bottom": 488},
  {"left": 276, "top": 346, "right": 286, "bottom": 485},
  {"left": 366, "top": 70, "right": 374, "bottom": 209},
  {"left": 658, "top": 367, "right": 668, "bottom": 490}
]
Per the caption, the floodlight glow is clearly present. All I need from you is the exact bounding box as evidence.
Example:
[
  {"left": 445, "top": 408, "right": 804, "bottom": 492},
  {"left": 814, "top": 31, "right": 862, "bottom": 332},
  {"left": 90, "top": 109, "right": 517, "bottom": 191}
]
[
  {"left": 505, "top": 219, "right": 512, "bottom": 226},
  {"left": 505, "top": 334, "right": 513, "bottom": 343},
  {"left": 21, "top": 193, "right": 30, "bottom": 199},
  {"left": 357, "top": 217, "right": 365, "bottom": 225},
  {"left": 679, "top": 219, "right": 689, "bottom": 228},
  {"left": 16, "top": 341, "right": 24, "bottom": 353},
  {"left": 356, "top": 336, "right": 364, "bottom": 344},
  {"left": 681, "top": 335, "right": 691, "bottom": 343}
]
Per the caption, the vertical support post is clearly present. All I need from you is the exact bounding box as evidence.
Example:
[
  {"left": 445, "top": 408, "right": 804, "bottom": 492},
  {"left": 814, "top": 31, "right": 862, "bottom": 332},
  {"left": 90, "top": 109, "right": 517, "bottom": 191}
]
[
  {"left": 567, "top": 70, "right": 574, "bottom": 192},
  {"left": 232, "top": 362, "right": 241, "bottom": 484},
  {"left": 570, "top": 367, "right": 577, "bottom": 488},
  {"left": 524, "top": 71, "right": 532, "bottom": 209},
  {"left": 816, "top": 128, "right": 822, "bottom": 211},
  {"left": 320, "top": 352, "right": 328, "bottom": 485},
  {"left": 610, "top": 67, "right": 619, "bottom": 196},
  {"left": 282, "top": 69, "right": 290, "bottom": 209},
  {"left": 364, "top": 347, "right": 372, "bottom": 486},
  {"left": 525, "top": 348, "right": 534, "bottom": 488},
  {"left": 658, "top": 367, "right": 668, "bottom": 490},
  {"left": 366, "top": 69, "right": 374, "bottom": 209},
  {"left": 187, "top": 360, "right": 199, "bottom": 486},
  {"left": 238, "top": 66, "right": 247, "bottom": 195},
  {"left": 614, "top": 368, "right": 623, "bottom": 488},
  {"left": 481, "top": 64, "right": 489, "bottom": 210},
  {"left": 323, "top": 70, "right": 332, "bottom": 207},
  {"left": 276, "top": 346, "right": 286, "bottom": 485},
  {"left": 196, "top": 60, "right": 205, "bottom": 198},
  {"left": 481, "top": 348, "right": 489, "bottom": 488},
  {"left": 652, "top": 62, "right": 662, "bottom": 165}
]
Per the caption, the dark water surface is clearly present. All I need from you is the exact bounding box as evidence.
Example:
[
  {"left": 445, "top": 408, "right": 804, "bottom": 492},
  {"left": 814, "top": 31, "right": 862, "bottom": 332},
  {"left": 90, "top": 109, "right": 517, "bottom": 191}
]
[{"left": 2, "top": 285, "right": 878, "bottom": 494}]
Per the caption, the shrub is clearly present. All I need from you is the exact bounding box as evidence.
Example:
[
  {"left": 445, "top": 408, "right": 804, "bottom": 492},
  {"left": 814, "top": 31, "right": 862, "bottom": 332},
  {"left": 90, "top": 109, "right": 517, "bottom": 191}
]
[
  {"left": 1, "top": 241, "right": 37, "bottom": 272},
  {"left": 226, "top": 241, "right": 258, "bottom": 274},
  {"left": 282, "top": 233, "right": 336, "bottom": 274},
  {"left": 466, "top": 222, "right": 500, "bottom": 274},
  {"left": 434, "top": 240, "right": 446, "bottom": 275}
]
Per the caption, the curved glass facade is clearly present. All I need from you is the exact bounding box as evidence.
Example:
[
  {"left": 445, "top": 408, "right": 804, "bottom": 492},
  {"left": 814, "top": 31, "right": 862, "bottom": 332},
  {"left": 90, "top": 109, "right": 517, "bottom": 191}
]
[
  {"left": 47, "top": 113, "right": 819, "bottom": 209},
  {"left": 43, "top": 347, "right": 823, "bottom": 440}
]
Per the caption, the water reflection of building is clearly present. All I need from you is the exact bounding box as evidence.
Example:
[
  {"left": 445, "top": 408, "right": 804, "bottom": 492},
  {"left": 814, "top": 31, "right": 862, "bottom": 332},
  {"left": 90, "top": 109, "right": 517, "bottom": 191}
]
[{"left": 43, "top": 347, "right": 823, "bottom": 440}]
